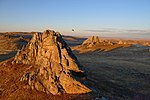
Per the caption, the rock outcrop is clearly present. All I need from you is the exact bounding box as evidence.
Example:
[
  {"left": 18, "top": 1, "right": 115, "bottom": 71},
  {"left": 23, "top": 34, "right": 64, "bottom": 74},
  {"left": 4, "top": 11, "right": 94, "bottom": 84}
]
[
  {"left": 118, "top": 40, "right": 127, "bottom": 45},
  {"left": 71, "top": 36, "right": 127, "bottom": 53},
  {"left": 13, "top": 30, "right": 91, "bottom": 95},
  {"left": 82, "top": 36, "right": 114, "bottom": 47},
  {"left": 82, "top": 36, "right": 100, "bottom": 47}
]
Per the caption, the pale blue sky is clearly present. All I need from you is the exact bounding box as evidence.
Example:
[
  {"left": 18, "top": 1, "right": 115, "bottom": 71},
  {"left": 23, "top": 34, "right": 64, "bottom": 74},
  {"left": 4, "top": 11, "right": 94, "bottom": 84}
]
[{"left": 0, "top": 0, "right": 150, "bottom": 38}]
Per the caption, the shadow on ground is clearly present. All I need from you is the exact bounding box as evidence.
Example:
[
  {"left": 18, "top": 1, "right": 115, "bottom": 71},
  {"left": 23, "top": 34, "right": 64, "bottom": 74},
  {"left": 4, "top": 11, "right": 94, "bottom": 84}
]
[{"left": 0, "top": 51, "right": 17, "bottom": 62}]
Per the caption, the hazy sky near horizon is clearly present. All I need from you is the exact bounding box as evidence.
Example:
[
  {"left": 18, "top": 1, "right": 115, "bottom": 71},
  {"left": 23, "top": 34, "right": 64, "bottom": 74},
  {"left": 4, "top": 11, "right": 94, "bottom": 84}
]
[{"left": 0, "top": 0, "right": 150, "bottom": 38}]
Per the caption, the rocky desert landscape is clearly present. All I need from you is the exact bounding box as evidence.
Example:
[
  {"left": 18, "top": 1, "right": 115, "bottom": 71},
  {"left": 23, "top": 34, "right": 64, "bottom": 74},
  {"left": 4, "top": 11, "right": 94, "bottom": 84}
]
[{"left": 0, "top": 30, "right": 150, "bottom": 100}]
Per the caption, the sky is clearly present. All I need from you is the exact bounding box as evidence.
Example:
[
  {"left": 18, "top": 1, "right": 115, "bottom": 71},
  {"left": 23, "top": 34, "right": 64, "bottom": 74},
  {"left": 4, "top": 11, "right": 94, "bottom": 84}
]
[{"left": 0, "top": 0, "right": 150, "bottom": 38}]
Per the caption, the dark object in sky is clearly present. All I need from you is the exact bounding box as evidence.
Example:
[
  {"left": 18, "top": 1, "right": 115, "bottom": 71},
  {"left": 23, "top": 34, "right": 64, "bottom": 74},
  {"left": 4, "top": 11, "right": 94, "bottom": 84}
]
[{"left": 72, "top": 29, "right": 74, "bottom": 32}]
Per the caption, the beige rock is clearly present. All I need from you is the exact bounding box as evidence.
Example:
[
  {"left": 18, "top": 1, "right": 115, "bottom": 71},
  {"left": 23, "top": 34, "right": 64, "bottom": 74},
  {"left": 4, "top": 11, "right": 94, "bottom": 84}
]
[
  {"left": 82, "top": 36, "right": 100, "bottom": 45},
  {"left": 82, "top": 36, "right": 115, "bottom": 47},
  {"left": 118, "top": 40, "right": 127, "bottom": 44},
  {"left": 13, "top": 29, "right": 91, "bottom": 95}
]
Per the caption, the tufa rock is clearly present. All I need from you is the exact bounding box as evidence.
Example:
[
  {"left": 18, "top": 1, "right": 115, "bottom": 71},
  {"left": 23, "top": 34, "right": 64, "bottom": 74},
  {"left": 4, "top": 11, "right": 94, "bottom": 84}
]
[{"left": 13, "top": 30, "right": 91, "bottom": 95}]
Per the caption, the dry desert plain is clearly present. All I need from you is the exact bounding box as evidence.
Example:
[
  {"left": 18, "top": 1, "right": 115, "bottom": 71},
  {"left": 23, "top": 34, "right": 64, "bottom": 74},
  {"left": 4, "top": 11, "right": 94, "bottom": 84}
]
[{"left": 0, "top": 31, "right": 150, "bottom": 100}]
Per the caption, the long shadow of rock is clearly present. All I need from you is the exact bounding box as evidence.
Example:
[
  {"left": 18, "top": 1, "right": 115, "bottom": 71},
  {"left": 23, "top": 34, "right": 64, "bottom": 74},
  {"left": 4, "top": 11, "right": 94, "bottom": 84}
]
[
  {"left": 0, "top": 51, "right": 17, "bottom": 62},
  {"left": 15, "top": 39, "right": 28, "bottom": 49}
]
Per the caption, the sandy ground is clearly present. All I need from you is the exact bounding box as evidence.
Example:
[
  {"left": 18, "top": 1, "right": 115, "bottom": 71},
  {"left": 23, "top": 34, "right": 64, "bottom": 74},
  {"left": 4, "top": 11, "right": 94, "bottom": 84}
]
[{"left": 0, "top": 33, "right": 150, "bottom": 100}]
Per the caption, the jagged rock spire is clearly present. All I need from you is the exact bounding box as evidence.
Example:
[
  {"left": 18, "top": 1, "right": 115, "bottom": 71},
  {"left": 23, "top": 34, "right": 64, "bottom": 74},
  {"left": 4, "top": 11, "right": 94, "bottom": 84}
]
[{"left": 13, "top": 30, "right": 91, "bottom": 95}]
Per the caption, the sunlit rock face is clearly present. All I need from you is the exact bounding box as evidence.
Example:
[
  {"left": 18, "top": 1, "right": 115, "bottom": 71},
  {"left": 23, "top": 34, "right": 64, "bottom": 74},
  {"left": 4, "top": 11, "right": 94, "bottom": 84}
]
[
  {"left": 13, "top": 29, "right": 91, "bottom": 95},
  {"left": 82, "top": 36, "right": 114, "bottom": 47},
  {"left": 82, "top": 36, "right": 100, "bottom": 47}
]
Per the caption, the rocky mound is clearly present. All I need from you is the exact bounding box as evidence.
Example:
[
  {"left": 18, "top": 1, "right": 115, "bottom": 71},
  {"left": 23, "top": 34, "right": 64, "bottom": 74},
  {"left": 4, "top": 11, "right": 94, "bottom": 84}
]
[
  {"left": 82, "top": 36, "right": 100, "bottom": 47},
  {"left": 82, "top": 36, "right": 100, "bottom": 44},
  {"left": 12, "top": 30, "right": 91, "bottom": 95},
  {"left": 72, "top": 36, "right": 121, "bottom": 53},
  {"left": 82, "top": 36, "right": 115, "bottom": 48}
]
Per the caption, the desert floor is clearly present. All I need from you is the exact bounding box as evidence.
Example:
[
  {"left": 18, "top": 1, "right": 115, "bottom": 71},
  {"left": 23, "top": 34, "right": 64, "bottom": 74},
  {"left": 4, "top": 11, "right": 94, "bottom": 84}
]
[{"left": 0, "top": 33, "right": 150, "bottom": 100}]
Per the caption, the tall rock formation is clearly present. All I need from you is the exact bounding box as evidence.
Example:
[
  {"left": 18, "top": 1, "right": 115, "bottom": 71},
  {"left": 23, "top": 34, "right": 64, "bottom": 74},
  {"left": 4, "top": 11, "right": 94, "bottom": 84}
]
[{"left": 13, "top": 30, "right": 91, "bottom": 95}]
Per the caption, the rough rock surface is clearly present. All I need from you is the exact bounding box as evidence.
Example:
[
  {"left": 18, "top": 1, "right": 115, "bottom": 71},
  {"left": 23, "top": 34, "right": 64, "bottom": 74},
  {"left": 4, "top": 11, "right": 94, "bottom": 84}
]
[
  {"left": 82, "top": 36, "right": 100, "bottom": 47},
  {"left": 118, "top": 40, "right": 127, "bottom": 45},
  {"left": 13, "top": 30, "right": 91, "bottom": 95},
  {"left": 82, "top": 36, "right": 114, "bottom": 47},
  {"left": 71, "top": 36, "right": 132, "bottom": 53}
]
